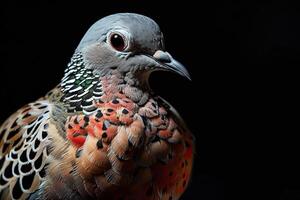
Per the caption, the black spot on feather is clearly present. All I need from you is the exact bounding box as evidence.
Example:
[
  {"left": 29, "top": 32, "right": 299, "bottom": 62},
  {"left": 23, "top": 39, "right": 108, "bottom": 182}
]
[
  {"left": 12, "top": 179, "right": 23, "bottom": 199},
  {"left": 22, "top": 171, "right": 36, "bottom": 190},
  {"left": 4, "top": 162, "right": 13, "bottom": 179}
]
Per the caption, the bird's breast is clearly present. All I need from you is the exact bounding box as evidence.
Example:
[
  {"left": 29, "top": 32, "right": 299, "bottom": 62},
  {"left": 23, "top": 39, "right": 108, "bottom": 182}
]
[{"left": 46, "top": 89, "right": 194, "bottom": 199}]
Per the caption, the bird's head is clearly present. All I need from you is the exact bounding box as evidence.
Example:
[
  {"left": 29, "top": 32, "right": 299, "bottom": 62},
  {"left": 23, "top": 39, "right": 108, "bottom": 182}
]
[{"left": 76, "top": 13, "right": 190, "bottom": 82}]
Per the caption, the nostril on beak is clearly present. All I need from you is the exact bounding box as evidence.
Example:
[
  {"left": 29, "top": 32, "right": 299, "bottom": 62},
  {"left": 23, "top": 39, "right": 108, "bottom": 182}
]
[{"left": 153, "top": 50, "right": 171, "bottom": 63}]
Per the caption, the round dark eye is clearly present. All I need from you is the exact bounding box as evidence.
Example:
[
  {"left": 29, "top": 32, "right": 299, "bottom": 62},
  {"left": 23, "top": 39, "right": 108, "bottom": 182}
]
[{"left": 109, "top": 33, "right": 127, "bottom": 51}]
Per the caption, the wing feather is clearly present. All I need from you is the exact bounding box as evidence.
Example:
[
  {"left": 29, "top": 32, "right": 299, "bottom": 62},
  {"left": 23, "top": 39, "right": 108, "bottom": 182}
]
[{"left": 0, "top": 100, "right": 52, "bottom": 200}]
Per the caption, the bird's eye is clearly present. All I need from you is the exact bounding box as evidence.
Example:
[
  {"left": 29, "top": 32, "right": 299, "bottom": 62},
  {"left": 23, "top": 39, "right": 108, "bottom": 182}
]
[{"left": 108, "top": 33, "right": 128, "bottom": 51}]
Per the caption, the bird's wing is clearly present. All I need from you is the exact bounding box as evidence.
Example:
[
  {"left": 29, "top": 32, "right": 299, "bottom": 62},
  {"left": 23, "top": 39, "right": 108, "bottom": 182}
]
[{"left": 0, "top": 100, "right": 52, "bottom": 200}]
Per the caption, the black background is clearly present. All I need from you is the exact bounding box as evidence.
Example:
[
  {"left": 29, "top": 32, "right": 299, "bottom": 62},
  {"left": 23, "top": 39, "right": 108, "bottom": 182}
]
[{"left": 0, "top": 1, "right": 299, "bottom": 199}]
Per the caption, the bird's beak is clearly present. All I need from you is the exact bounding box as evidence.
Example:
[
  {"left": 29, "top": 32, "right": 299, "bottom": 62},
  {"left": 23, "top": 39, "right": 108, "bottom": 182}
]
[{"left": 152, "top": 50, "right": 191, "bottom": 80}]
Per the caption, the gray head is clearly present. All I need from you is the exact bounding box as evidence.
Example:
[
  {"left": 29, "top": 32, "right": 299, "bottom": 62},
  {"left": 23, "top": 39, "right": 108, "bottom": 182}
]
[{"left": 76, "top": 13, "right": 190, "bottom": 80}]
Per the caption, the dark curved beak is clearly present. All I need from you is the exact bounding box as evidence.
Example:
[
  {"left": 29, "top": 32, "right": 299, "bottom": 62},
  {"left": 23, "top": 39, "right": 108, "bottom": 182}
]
[{"left": 152, "top": 50, "right": 191, "bottom": 81}]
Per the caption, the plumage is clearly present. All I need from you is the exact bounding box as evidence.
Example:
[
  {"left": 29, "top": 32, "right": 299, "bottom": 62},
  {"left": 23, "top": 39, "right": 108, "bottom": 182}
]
[{"left": 0, "top": 13, "right": 194, "bottom": 200}]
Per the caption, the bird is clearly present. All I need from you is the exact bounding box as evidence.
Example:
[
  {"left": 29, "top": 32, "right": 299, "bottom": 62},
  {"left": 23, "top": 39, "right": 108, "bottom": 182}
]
[{"left": 0, "top": 13, "right": 194, "bottom": 200}]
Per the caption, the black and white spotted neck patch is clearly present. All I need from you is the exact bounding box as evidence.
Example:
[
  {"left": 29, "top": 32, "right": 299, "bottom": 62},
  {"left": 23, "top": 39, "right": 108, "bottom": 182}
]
[{"left": 61, "top": 52, "right": 103, "bottom": 115}]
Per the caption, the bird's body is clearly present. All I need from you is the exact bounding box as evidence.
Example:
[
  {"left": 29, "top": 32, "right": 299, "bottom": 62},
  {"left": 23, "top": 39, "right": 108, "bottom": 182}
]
[{"left": 0, "top": 13, "right": 194, "bottom": 200}]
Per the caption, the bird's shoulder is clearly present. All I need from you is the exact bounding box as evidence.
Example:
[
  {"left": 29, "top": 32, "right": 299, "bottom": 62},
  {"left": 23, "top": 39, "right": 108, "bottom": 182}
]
[{"left": 0, "top": 99, "right": 52, "bottom": 199}]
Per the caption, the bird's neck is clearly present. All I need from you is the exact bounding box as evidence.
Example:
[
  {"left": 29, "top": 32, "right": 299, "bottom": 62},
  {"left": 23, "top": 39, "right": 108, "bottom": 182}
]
[
  {"left": 60, "top": 52, "right": 151, "bottom": 113},
  {"left": 100, "top": 69, "right": 152, "bottom": 104}
]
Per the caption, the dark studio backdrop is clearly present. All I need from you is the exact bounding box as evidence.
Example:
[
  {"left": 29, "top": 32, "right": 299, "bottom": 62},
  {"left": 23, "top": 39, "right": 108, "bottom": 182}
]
[{"left": 0, "top": 1, "right": 299, "bottom": 199}]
